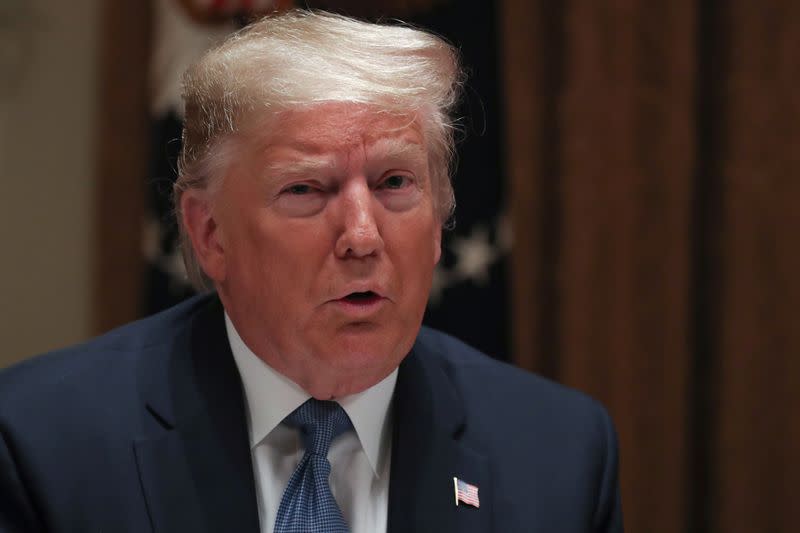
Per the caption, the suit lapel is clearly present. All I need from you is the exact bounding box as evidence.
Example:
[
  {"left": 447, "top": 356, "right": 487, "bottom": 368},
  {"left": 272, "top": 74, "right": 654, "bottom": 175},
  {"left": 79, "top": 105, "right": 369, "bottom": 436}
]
[
  {"left": 134, "top": 296, "right": 260, "bottom": 533},
  {"left": 133, "top": 297, "right": 492, "bottom": 532},
  {"left": 388, "top": 338, "right": 492, "bottom": 533}
]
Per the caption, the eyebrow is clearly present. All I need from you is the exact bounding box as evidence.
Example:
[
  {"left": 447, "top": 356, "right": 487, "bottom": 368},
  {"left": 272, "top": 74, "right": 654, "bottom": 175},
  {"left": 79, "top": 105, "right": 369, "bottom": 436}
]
[
  {"left": 370, "top": 136, "right": 427, "bottom": 163},
  {"left": 263, "top": 156, "right": 337, "bottom": 180},
  {"left": 260, "top": 135, "right": 427, "bottom": 180}
]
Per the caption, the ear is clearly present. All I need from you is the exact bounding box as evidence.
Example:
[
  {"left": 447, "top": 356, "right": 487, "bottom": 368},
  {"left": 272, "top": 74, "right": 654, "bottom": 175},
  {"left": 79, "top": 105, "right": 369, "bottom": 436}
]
[
  {"left": 433, "top": 224, "right": 442, "bottom": 265},
  {"left": 180, "top": 189, "right": 226, "bottom": 282}
]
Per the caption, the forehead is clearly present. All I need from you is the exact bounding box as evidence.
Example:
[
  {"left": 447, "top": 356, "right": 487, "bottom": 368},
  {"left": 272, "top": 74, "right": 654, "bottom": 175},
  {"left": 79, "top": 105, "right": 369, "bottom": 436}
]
[{"left": 246, "top": 103, "right": 427, "bottom": 157}]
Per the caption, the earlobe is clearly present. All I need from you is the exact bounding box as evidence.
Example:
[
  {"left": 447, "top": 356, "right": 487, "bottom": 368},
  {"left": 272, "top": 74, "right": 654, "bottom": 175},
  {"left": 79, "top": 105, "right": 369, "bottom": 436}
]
[
  {"left": 433, "top": 226, "right": 442, "bottom": 265},
  {"left": 180, "top": 190, "right": 226, "bottom": 282}
]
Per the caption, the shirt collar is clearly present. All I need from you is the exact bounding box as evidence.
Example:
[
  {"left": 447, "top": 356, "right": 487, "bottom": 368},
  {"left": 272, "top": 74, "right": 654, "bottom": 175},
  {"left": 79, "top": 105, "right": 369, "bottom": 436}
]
[{"left": 226, "top": 313, "right": 397, "bottom": 477}]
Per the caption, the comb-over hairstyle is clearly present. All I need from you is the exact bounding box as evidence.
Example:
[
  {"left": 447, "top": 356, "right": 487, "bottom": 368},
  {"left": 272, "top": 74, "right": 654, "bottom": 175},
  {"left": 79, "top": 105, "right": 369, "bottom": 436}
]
[{"left": 174, "top": 9, "right": 465, "bottom": 288}]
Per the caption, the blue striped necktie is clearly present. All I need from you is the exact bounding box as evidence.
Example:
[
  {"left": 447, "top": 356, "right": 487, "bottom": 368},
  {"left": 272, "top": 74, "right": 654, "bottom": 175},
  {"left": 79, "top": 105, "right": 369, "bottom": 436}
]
[{"left": 274, "top": 399, "right": 352, "bottom": 533}]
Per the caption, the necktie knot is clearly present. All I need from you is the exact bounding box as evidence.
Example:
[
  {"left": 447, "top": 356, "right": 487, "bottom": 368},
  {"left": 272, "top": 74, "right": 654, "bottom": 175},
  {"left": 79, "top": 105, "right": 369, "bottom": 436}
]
[
  {"left": 275, "top": 399, "right": 352, "bottom": 532},
  {"left": 285, "top": 399, "right": 352, "bottom": 457}
]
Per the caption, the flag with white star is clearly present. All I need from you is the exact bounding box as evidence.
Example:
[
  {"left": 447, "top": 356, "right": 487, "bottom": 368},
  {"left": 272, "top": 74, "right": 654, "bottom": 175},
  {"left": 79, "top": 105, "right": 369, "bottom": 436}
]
[
  {"left": 411, "top": 1, "right": 510, "bottom": 361},
  {"left": 144, "top": 0, "right": 279, "bottom": 314}
]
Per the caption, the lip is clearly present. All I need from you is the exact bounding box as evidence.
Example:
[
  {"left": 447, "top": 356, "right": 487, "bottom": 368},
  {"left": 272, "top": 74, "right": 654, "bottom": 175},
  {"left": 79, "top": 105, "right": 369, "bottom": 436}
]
[
  {"left": 328, "top": 288, "right": 389, "bottom": 318},
  {"left": 331, "top": 284, "right": 387, "bottom": 301}
]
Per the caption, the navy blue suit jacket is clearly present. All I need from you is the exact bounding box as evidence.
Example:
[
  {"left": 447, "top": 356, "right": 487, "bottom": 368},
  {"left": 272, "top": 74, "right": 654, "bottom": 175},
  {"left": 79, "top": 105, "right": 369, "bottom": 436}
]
[{"left": 0, "top": 295, "right": 622, "bottom": 532}]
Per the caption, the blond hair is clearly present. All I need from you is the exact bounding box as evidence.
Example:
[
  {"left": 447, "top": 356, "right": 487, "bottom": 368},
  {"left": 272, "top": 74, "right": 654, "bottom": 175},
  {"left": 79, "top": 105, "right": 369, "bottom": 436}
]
[{"left": 175, "top": 9, "right": 464, "bottom": 288}]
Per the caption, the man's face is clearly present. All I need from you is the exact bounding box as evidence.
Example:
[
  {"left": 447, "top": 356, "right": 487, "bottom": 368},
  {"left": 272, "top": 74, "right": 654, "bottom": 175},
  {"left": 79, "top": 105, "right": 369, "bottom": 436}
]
[{"left": 199, "top": 104, "right": 442, "bottom": 399}]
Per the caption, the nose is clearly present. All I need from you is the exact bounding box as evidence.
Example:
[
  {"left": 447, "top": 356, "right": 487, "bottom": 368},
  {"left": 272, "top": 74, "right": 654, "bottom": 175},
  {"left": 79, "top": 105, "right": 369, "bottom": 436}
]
[{"left": 334, "top": 180, "right": 384, "bottom": 259}]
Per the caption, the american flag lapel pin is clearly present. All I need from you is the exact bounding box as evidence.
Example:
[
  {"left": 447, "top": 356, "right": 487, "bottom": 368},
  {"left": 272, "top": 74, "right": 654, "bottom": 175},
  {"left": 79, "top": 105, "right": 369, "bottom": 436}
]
[{"left": 453, "top": 477, "right": 480, "bottom": 508}]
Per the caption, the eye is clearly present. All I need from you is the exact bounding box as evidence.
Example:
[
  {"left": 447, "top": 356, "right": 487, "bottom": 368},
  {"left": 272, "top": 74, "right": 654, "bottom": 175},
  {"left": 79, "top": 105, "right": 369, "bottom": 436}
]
[
  {"left": 375, "top": 172, "right": 422, "bottom": 212},
  {"left": 274, "top": 182, "right": 327, "bottom": 216},
  {"left": 284, "top": 183, "right": 314, "bottom": 195},
  {"left": 380, "top": 175, "right": 411, "bottom": 189}
]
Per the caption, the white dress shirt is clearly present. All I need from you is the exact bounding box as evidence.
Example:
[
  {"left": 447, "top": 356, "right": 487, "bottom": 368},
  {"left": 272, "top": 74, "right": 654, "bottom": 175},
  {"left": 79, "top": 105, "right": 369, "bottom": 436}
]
[{"left": 226, "top": 314, "right": 395, "bottom": 533}]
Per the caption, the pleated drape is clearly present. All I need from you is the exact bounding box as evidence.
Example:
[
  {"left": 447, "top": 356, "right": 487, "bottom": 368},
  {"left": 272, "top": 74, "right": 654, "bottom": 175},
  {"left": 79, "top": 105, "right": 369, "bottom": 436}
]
[
  {"left": 94, "top": 0, "right": 151, "bottom": 333},
  {"left": 501, "top": 1, "right": 799, "bottom": 532}
]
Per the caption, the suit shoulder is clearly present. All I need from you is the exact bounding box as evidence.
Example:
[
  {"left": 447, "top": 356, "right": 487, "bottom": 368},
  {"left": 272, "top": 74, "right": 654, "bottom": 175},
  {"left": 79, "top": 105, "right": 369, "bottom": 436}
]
[
  {"left": 0, "top": 294, "right": 213, "bottom": 414},
  {"left": 415, "top": 328, "right": 622, "bottom": 529},
  {"left": 415, "top": 326, "right": 611, "bottom": 420}
]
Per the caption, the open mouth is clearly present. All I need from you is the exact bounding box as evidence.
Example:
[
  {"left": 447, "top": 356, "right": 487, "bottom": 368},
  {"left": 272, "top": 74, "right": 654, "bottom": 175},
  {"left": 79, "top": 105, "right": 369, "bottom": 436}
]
[{"left": 342, "top": 291, "right": 381, "bottom": 304}]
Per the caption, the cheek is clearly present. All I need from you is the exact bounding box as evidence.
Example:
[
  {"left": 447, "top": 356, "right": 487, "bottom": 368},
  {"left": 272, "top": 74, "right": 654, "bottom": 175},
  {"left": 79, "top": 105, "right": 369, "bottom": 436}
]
[
  {"left": 394, "top": 222, "right": 439, "bottom": 283},
  {"left": 234, "top": 219, "right": 332, "bottom": 296}
]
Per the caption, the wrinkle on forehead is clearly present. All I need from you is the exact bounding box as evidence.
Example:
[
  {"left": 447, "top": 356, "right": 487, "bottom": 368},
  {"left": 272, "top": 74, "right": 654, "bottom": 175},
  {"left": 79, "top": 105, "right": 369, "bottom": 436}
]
[{"left": 243, "top": 103, "right": 426, "bottom": 159}]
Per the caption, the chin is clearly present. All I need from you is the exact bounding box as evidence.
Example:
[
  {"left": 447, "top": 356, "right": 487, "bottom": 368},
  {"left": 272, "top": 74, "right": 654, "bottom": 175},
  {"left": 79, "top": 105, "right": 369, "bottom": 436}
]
[
  {"left": 304, "top": 359, "right": 390, "bottom": 399},
  {"left": 330, "top": 327, "right": 413, "bottom": 364},
  {"left": 305, "top": 337, "right": 404, "bottom": 392},
  {"left": 320, "top": 342, "right": 393, "bottom": 374}
]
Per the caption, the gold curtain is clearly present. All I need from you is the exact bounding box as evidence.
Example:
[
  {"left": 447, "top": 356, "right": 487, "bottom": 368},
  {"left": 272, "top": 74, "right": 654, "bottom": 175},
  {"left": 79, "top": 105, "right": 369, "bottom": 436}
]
[{"left": 501, "top": 1, "right": 800, "bottom": 532}]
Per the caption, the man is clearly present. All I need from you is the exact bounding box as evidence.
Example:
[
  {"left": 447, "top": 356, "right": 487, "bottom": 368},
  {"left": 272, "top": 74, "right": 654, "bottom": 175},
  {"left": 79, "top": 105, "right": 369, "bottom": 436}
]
[{"left": 0, "top": 10, "right": 622, "bottom": 533}]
